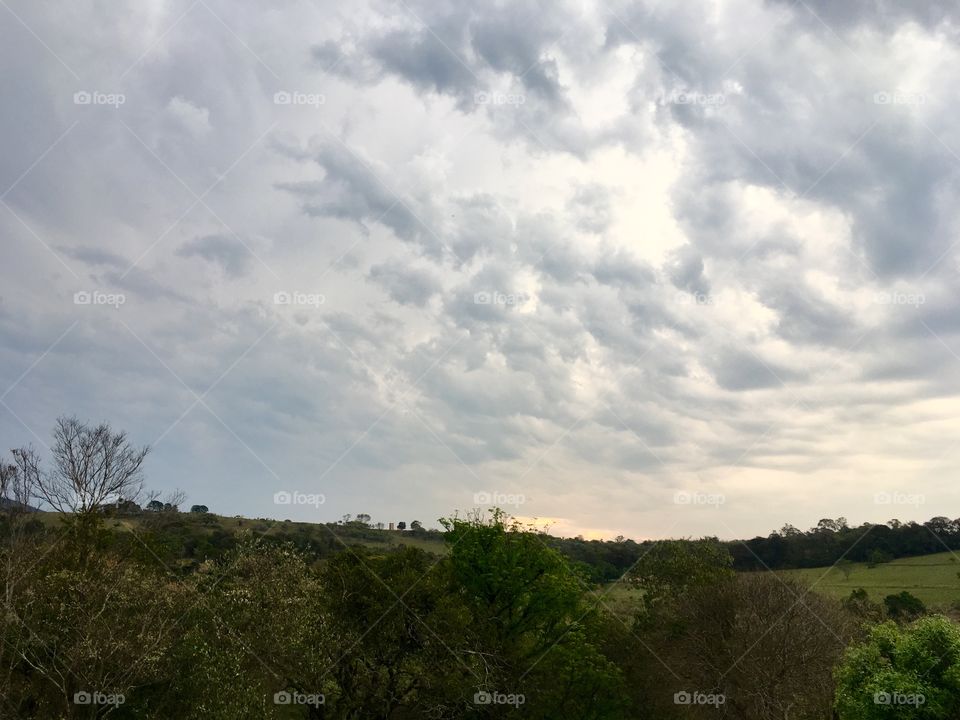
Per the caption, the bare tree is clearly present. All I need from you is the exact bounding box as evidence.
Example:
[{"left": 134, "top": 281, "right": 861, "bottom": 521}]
[
  {"left": 1, "top": 454, "right": 42, "bottom": 607},
  {"left": 163, "top": 488, "right": 186, "bottom": 511},
  {"left": 0, "top": 458, "right": 31, "bottom": 510},
  {"left": 20, "top": 417, "right": 149, "bottom": 517}
]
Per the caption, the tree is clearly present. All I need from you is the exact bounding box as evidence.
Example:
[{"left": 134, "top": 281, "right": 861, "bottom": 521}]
[
  {"left": 627, "top": 539, "right": 733, "bottom": 615},
  {"left": 884, "top": 591, "right": 926, "bottom": 620},
  {"left": 441, "top": 510, "right": 625, "bottom": 718},
  {"left": 655, "top": 574, "right": 854, "bottom": 720},
  {"left": 146, "top": 500, "right": 164, "bottom": 512},
  {"left": 835, "top": 616, "right": 960, "bottom": 719},
  {"left": 163, "top": 488, "right": 186, "bottom": 512},
  {"left": 319, "top": 545, "right": 474, "bottom": 717},
  {"left": 355, "top": 513, "right": 371, "bottom": 525},
  {"left": 843, "top": 588, "right": 883, "bottom": 621},
  {"left": 397, "top": 521, "right": 406, "bottom": 531},
  {"left": 190, "top": 505, "right": 209, "bottom": 514},
  {"left": 836, "top": 558, "right": 855, "bottom": 581},
  {"left": 14, "top": 417, "right": 149, "bottom": 518},
  {"left": 410, "top": 520, "right": 423, "bottom": 531},
  {"left": 0, "top": 456, "right": 34, "bottom": 512}
]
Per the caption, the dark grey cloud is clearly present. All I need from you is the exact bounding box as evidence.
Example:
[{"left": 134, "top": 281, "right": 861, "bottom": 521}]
[
  {"left": 666, "top": 245, "right": 709, "bottom": 296},
  {"left": 709, "top": 347, "right": 806, "bottom": 391},
  {"left": 58, "top": 246, "right": 126, "bottom": 268},
  {"left": 765, "top": 0, "right": 959, "bottom": 32},
  {"left": 570, "top": 183, "right": 614, "bottom": 234},
  {"left": 368, "top": 260, "right": 441, "bottom": 306},
  {"left": 176, "top": 234, "right": 251, "bottom": 277},
  {"left": 276, "top": 140, "right": 444, "bottom": 255}
]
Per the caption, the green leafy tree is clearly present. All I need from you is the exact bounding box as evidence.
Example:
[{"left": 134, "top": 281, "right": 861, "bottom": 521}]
[
  {"left": 442, "top": 510, "right": 625, "bottom": 719},
  {"left": 835, "top": 616, "right": 960, "bottom": 719},
  {"left": 319, "top": 544, "right": 473, "bottom": 717},
  {"left": 627, "top": 539, "right": 733, "bottom": 617},
  {"left": 884, "top": 591, "right": 926, "bottom": 620}
]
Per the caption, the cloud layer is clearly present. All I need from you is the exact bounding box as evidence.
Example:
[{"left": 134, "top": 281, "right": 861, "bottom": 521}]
[{"left": 2, "top": 0, "right": 960, "bottom": 539}]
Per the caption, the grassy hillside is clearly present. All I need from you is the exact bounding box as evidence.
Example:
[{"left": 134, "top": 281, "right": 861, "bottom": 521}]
[
  {"left": 780, "top": 551, "right": 960, "bottom": 608},
  {"left": 35, "top": 509, "right": 450, "bottom": 558}
]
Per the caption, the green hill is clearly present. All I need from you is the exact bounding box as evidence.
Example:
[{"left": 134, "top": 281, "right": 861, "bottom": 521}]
[{"left": 780, "top": 551, "right": 960, "bottom": 607}]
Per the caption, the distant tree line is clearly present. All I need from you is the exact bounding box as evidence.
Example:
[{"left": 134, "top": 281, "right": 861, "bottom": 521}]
[
  {"left": 540, "top": 516, "right": 960, "bottom": 579},
  {"left": 726, "top": 516, "right": 960, "bottom": 570}
]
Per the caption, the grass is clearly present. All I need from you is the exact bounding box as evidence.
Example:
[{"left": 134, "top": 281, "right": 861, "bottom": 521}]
[
  {"left": 598, "top": 582, "right": 645, "bottom": 619},
  {"left": 598, "top": 552, "right": 960, "bottom": 618},
  {"left": 36, "top": 510, "right": 451, "bottom": 555},
  {"left": 780, "top": 552, "right": 960, "bottom": 608}
]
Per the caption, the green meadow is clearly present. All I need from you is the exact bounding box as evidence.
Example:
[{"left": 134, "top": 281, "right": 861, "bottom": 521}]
[{"left": 780, "top": 551, "right": 960, "bottom": 608}]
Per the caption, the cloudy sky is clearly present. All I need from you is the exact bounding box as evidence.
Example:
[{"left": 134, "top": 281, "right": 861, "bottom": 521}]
[{"left": 2, "top": 0, "right": 959, "bottom": 539}]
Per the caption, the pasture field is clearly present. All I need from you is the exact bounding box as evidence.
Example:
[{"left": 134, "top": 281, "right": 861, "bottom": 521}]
[
  {"left": 597, "top": 552, "right": 960, "bottom": 618},
  {"left": 780, "top": 551, "right": 960, "bottom": 608}
]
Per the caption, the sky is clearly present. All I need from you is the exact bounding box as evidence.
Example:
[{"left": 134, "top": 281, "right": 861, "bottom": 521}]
[{"left": 1, "top": 0, "right": 959, "bottom": 540}]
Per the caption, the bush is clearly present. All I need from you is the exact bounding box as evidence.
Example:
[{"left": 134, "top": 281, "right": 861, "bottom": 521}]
[
  {"left": 835, "top": 616, "right": 960, "bottom": 719},
  {"left": 884, "top": 591, "right": 926, "bottom": 620}
]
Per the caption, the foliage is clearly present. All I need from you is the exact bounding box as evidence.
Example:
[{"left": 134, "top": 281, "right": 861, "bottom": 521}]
[
  {"left": 626, "top": 538, "right": 734, "bottom": 616},
  {"left": 835, "top": 616, "right": 960, "bottom": 719},
  {"left": 441, "top": 509, "right": 625, "bottom": 719},
  {"left": 884, "top": 591, "right": 927, "bottom": 620}
]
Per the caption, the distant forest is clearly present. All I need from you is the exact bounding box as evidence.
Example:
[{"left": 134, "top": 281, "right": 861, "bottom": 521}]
[{"left": 546, "top": 516, "right": 960, "bottom": 581}]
